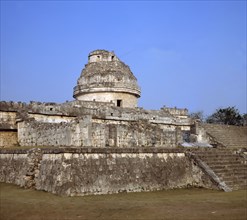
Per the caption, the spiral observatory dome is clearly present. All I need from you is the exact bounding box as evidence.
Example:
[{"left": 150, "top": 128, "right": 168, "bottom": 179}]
[{"left": 73, "top": 50, "right": 141, "bottom": 108}]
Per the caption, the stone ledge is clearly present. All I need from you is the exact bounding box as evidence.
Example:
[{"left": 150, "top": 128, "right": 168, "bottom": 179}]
[{"left": 0, "top": 147, "right": 186, "bottom": 154}]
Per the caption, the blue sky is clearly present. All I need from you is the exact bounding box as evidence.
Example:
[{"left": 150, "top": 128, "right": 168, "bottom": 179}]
[{"left": 1, "top": 1, "right": 246, "bottom": 116}]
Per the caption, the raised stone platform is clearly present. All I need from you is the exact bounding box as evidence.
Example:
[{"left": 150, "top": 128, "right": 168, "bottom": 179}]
[{"left": 0, "top": 147, "right": 216, "bottom": 196}]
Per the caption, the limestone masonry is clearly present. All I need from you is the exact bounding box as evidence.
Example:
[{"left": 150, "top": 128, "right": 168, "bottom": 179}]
[
  {"left": 0, "top": 49, "right": 246, "bottom": 196},
  {"left": 73, "top": 50, "right": 141, "bottom": 108},
  {"left": 0, "top": 49, "right": 192, "bottom": 148}
]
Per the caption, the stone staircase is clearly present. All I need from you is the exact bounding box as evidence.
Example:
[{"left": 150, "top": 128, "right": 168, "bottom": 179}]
[
  {"left": 202, "top": 124, "right": 247, "bottom": 148},
  {"left": 192, "top": 149, "right": 247, "bottom": 190}
]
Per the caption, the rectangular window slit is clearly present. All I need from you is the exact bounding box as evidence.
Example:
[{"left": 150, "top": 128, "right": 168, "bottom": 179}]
[{"left": 117, "top": 100, "right": 122, "bottom": 107}]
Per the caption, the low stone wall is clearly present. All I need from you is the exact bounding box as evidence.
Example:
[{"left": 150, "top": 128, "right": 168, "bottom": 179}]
[
  {"left": 17, "top": 120, "right": 84, "bottom": 147},
  {"left": 0, "top": 148, "right": 216, "bottom": 196},
  {"left": 0, "top": 101, "right": 192, "bottom": 148},
  {"left": 17, "top": 117, "right": 181, "bottom": 148},
  {"left": 91, "top": 119, "right": 180, "bottom": 148}
]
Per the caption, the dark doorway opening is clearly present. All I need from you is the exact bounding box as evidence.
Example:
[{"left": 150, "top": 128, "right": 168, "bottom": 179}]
[{"left": 117, "top": 100, "right": 122, "bottom": 107}]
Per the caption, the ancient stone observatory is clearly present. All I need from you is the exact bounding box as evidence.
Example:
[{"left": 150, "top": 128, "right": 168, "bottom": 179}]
[
  {"left": 73, "top": 50, "right": 141, "bottom": 108},
  {"left": 0, "top": 49, "right": 190, "bottom": 148},
  {"left": 0, "top": 101, "right": 191, "bottom": 148}
]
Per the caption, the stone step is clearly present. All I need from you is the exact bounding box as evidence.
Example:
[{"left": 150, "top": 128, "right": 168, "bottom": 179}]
[
  {"left": 217, "top": 140, "right": 247, "bottom": 143},
  {"left": 208, "top": 163, "right": 247, "bottom": 168},
  {"left": 230, "top": 184, "right": 247, "bottom": 190},
  {"left": 200, "top": 158, "right": 243, "bottom": 163},
  {"left": 196, "top": 153, "right": 238, "bottom": 158},
  {"left": 202, "top": 123, "right": 247, "bottom": 149},
  {"left": 197, "top": 153, "right": 239, "bottom": 157},
  {"left": 209, "top": 164, "right": 247, "bottom": 170},
  {"left": 226, "top": 177, "right": 247, "bottom": 184},
  {"left": 219, "top": 174, "right": 247, "bottom": 181},
  {"left": 202, "top": 162, "right": 245, "bottom": 167},
  {"left": 199, "top": 150, "right": 241, "bottom": 153},
  {"left": 224, "top": 179, "right": 247, "bottom": 187},
  {"left": 208, "top": 134, "right": 246, "bottom": 138},
  {"left": 215, "top": 170, "right": 247, "bottom": 176},
  {"left": 223, "top": 184, "right": 246, "bottom": 190},
  {"left": 217, "top": 142, "right": 245, "bottom": 145},
  {"left": 196, "top": 152, "right": 238, "bottom": 156},
  {"left": 222, "top": 179, "right": 247, "bottom": 186},
  {"left": 192, "top": 145, "right": 247, "bottom": 190},
  {"left": 219, "top": 172, "right": 247, "bottom": 179},
  {"left": 208, "top": 132, "right": 246, "bottom": 136},
  {"left": 216, "top": 173, "right": 247, "bottom": 179},
  {"left": 203, "top": 157, "right": 244, "bottom": 162},
  {"left": 203, "top": 161, "right": 243, "bottom": 167},
  {"left": 213, "top": 164, "right": 247, "bottom": 169},
  {"left": 227, "top": 185, "right": 247, "bottom": 191},
  {"left": 231, "top": 187, "right": 246, "bottom": 191},
  {"left": 215, "top": 168, "right": 247, "bottom": 175}
]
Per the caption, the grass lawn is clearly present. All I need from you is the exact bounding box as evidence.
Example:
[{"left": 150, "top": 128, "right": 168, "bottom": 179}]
[{"left": 0, "top": 183, "right": 246, "bottom": 220}]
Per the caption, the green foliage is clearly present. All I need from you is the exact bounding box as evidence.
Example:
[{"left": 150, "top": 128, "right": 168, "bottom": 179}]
[
  {"left": 242, "top": 114, "right": 247, "bottom": 126},
  {"left": 206, "top": 107, "right": 244, "bottom": 126},
  {"left": 189, "top": 111, "right": 204, "bottom": 122}
]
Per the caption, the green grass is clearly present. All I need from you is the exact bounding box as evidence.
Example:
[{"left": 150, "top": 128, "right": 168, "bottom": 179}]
[{"left": 0, "top": 183, "right": 246, "bottom": 220}]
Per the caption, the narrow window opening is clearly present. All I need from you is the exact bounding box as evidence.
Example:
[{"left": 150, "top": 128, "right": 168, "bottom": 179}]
[
  {"left": 117, "top": 100, "right": 122, "bottom": 107},
  {"left": 111, "top": 56, "right": 115, "bottom": 61},
  {"left": 50, "top": 108, "right": 53, "bottom": 111}
]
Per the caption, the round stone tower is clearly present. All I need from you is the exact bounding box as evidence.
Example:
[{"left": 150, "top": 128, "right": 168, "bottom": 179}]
[{"left": 73, "top": 49, "right": 141, "bottom": 108}]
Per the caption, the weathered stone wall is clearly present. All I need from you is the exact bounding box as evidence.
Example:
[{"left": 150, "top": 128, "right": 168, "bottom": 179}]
[
  {"left": 29, "top": 113, "right": 75, "bottom": 123},
  {"left": 76, "top": 92, "right": 138, "bottom": 108},
  {"left": 160, "top": 107, "right": 189, "bottom": 118},
  {"left": 190, "top": 122, "right": 211, "bottom": 144},
  {"left": 0, "top": 111, "right": 17, "bottom": 130},
  {"left": 0, "top": 101, "right": 192, "bottom": 148},
  {"left": 73, "top": 50, "right": 141, "bottom": 107},
  {"left": 0, "top": 131, "right": 18, "bottom": 147},
  {"left": 91, "top": 119, "right": 179, "bottom": 148},
  {"left": 17, "top": 116, "right": 181, "bottom": 148},
  {"left": 0, "top": 148, "right": 216, "bottom": 196},
  {"left": 0, "top": 152, "right": 29, "bottom": 186},
  {"left": 0, "top": 101, "right": 113, "bottom": 118},
  {"left": 17, "top": 120, "right": 83, "bottom": 147}
]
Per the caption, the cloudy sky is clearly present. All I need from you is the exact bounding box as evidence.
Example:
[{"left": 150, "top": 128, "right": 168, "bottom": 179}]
[{"left": 1, "top": 1, "right": 246, "bottom": 116}]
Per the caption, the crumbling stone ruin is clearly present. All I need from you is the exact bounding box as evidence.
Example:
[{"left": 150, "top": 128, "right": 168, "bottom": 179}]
[
  {"left": 0, "top": 49, "right": 246, "bottom": 196},
  {"left": 0, "top": 50, "right": 191, "bottom": 148},
  {"left": 74, "top": 50, "right": 141, "bottom": 108}
]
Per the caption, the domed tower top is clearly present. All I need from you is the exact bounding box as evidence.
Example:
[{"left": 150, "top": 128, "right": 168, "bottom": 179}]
[
  {"left": 73, "top": 50, "right": 141, "bottom": 108},
  {"left": 88, "top": 49, "right": 119, "bottom": 63}
]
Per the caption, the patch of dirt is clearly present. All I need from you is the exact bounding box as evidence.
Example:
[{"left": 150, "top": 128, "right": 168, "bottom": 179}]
[{"left": 0, "top": 183, "right": 246, "bottom": 220}]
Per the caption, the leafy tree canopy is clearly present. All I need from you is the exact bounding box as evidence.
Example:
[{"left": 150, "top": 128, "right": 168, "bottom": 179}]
[{"left": 206, "top": 106, "right": 244, "bottom": 126}]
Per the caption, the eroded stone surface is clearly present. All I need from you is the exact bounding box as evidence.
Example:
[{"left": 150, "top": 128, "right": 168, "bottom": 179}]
[
  {"left": 73, "top": 50, "right": 141, "bottom": 108},
  {"left": 0, "top": 148, "right": 216, "bottom": 196}
]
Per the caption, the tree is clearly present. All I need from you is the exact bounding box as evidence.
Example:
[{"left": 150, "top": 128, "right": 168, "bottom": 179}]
[
  {"left": 242, "top": 114, "right": 247, "bottom": 126},
  {"left": 206, "top": 106, "right": 243, "bottom": 126},
  {"left": 190, "top": 111, "right": 204, "bottom": 122}
]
